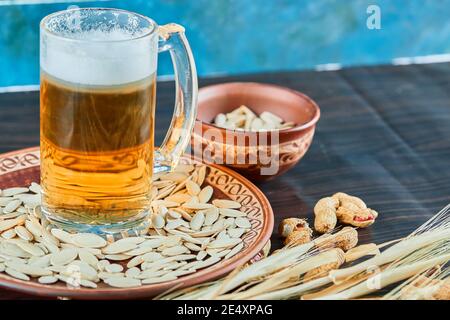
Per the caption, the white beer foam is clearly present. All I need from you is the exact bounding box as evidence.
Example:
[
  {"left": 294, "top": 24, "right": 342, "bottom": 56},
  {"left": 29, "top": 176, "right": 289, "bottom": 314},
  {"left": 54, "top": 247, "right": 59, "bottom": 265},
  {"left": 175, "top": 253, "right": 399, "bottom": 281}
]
[{"left": 41, "top": 29, "right": 157, "bottom": 86}]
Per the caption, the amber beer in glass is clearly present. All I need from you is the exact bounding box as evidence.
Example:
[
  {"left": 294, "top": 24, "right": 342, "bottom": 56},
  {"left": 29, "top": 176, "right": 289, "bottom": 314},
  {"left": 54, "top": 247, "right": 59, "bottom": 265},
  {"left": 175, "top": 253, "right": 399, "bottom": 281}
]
[{"left": 40, "top": 8, "right": 197, "bottom": 233}]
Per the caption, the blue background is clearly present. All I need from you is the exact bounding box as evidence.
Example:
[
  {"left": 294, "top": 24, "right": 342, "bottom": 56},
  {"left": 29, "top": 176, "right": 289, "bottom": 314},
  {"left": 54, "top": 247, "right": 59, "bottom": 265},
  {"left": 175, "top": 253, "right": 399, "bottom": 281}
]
[{"left": 0, "top": 0, "right": 449, "bottom": 87}]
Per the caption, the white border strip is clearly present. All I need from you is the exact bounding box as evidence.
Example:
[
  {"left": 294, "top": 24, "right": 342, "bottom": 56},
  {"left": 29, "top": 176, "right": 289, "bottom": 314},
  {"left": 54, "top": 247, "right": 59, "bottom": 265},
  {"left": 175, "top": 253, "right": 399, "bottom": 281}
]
[
  {"left": 392, "top": 53, "right": 450, "bottom": 65},
  {"left": 2, "top": 54, "right": 450, "bottom": 92},
  {"left": 315, "top": 63, "right": 342, "bottom": 71},
  {"left": 0, "top": 85, "right": 40, "bottom": 93},
  {"left": 0, "top": 0, "right": 111, "bottom": 5}
]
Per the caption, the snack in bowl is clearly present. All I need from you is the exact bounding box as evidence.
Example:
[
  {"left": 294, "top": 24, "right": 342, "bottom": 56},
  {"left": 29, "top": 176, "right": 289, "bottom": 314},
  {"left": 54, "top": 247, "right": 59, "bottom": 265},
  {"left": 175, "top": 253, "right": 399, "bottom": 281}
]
[
  {"left": 213, "top": 105, "right": 295, "bottom": 131},
  {"left": 192, "top": 82, "right": 321, "bottom": 181}
]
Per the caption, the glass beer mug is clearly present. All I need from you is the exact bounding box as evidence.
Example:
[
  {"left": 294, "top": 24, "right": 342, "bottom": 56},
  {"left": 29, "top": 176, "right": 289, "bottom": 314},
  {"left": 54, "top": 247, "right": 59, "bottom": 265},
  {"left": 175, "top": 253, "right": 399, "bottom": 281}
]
[{"left": 40, "top": 8, "right": 197, "bottom": 233}]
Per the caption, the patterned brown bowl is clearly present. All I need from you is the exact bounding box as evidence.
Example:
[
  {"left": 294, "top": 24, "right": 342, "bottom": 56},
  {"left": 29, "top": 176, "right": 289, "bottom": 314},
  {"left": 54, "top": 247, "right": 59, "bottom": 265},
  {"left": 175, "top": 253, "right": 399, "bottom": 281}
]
[
  {"left": 0, "top": 147, "right": 273, "bottom": 299},
  {"left": 191, "top": 82, "right": 320, "bottom": 181}
]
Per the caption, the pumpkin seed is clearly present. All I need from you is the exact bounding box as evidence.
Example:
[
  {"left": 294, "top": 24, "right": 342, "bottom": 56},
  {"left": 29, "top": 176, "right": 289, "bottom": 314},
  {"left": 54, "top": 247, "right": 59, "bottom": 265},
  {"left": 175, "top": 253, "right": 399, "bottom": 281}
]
[
  {"left": 184, "top": 242, "right": 202, "bottom": 252},
  {"left": 126, "top": 255, "right": 144, "bottom": 268},
  {"left": 2, "top": 187, "right": 28, "bottom": 197},
  {"left": 98, "top": 272, "right": 125, "bottom": 280},
  {"left": 11, "top": 240, "right": 45, "bottom": 256},
  {"left": 15, "top": 226, "right": 33, "bottom": 241},
  {"left": 0, "top": 242, "right": 31, "bottom": 258},
  {"left": 165, "top": 193, "right": 191, "bottom": 204},
  {"left": 191, "top": 256, "right": 221, "bottom": 270},
  {"left": 56, "top": 274, "right": 84, "bottom": 287},
  {"left": 235, "top": 217, "right": 251, "bottom": 228},
  {"left": 183, "top": 196, "right": 199, "bottom": 206},
  {"left": 173, "top": 208, "right": 192, "bottom": 222},
  {"left": 140, "top": 238, "right": 166, "bottom": 249},
  {"left": 160, "top": 172, "right": 188, "bottom": 183},
  {"left": 125, "top": 267, "right": 140, "bottom": 278},
  {"left": 5, "top": 260, "right": 51, "bottom": 276},
  {"left": 50, "top": 248, "right": 78, "bottom": 266},
  {"left": 151, "top": 214, "right": 165, "bottom": 229},
  {"left": 190, "top": 211, "right": 205, "bottom": 231},
  {"left": 105, "top": 263, "right": 123, "bottom": 273},
  {"left": 216, "top": 230, "right": 229, "bottom": 241},
  {"left": 224, "top": 217, "right": 236, "bottom": 228},
  {"left": 124, "top": 245, "right": 154, "bottom": 256},
  {"left": 137, "top": 269, "right": 169, "bottom": 279},
  {"left": 45, "top": 265, "right": 64, "bottom": 273},
  {"left": 29, "top": 182, "right": 42, "bottom": 194},
  {"left": 16, "top": 194, "right": 40, "bottom": 208},
  {"left": 152, "top": 200, "right": 179, "bottom": 208},
  {"left": 1, "top": 229, "right": 16, "bottom": 239},
  {"left": 182, "top": 203, "right": 214, "bottom": 210},
  {"left": 16, "top": 206, "right": 27, "bottom": 214},
  {"left": 50, "top": 229, "right": 73, "bottom": 244},
  {"left": 25, "top": 220, "right": 43, "bottom": 238},
  {"left": 104, "top": 254, "right": 129, "bottom": 261},
  {"left": 186, "top": 180, "right": 201, "bottom": 196},
  {"left": 105, "top": 277, "right": 141, "bottom": 288},
  {"left": 168, "top": 269, "right": 196, "bottom": 277},
  {"left": 0, "top": 197, "right": 14, "bottom": 207},
  {"left": 210, "top": 249, "right": 231, "bottom": 258},
  {"left": 196, "top": 166, "right": 207, "bottom": 186},
  {"left": 165, "top": 219, "right": 185, "bottom": 230},
  {"left": 228, "top": 228, "right": 246, "bottom": 238},
  {"left": 156, "top": 187, "right": 178, "bottom": 201},
  {"left": 29, "top": 255, "right": 51, "bottom": 268},
  {"left": 153, "top": 180, "right": 175, "bottom": 189},
  {"left": 168, "top": 254, "right": 196, "bottom": 262},
  {"left": 219, "top": 208, "right": 246, "bottom": 217},
  {"left": 225, "top": 242, "right": 244, "bottom": 260},
  {"left": 102, "top": 239, "right": 138, "bottom": 255},
  {"left": 78, "top": 249, "right": 99, "bottom": 268},
  {"left": 38, "top": 275, "right": 58, "bottom": 284},
  {"left": 203, "top": 208, "right": 219, "bottom": 226},
  {"left": 0, "top": 212, "right": 23, "bottom": 220},
  {"left": 0, "top": 216, "right": 25, "bottom": 232},
  {"left": 60, "top": 263, "right": 96, "bottom": 282},
  {"left": 213, "top": 199, "right": 242, "bottom": 209},
  {"left": 5, "top": 267, "right": 30, "bottom": 281},
  {"left": 208, "top": 238, "right": 242, "bottom": 249},
  {"left": 80, "top": 279, "right": 97, "bottom": 288},
  {"left": 190, "top": 229, "right": 221, "bottom": 237},
  {"left": 167, "top": 210, "right": 182, "bottom": 219},
  {"left": 72, "top": 233, "right": 107, "bottom": 248},
  {"left": 141, "top": 252, "right": 163, "bottom": 262},
  {"left": 162, "top": 245, "right": 189, "bottom": 256},
  {"left": 198, "top": 186, "right": 213, "bottom": 203},
  {"left": 35, "top": 243, "right": 49, "bottom": 255},
  {"left": 141, "top": 275, "right": 177, "bottom": 284},
  {"left": 3, "top": 199, "right": 22, "bottom": 214},
  {"left": 196, "top": 251, "right": 207, "bottom": 261},
  {"left": 162, "top": 261, "right": 187, "bottom": 270},
  {"left": 40, "top": 238, "right": 60, "bottom": 254}
]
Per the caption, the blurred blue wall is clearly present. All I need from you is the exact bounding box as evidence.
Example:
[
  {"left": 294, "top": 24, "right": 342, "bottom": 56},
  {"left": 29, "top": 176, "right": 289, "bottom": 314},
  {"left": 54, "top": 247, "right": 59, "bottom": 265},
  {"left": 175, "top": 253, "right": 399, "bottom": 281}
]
[{"left": 0, "top": 0, "right": 449, "bottom": 87}]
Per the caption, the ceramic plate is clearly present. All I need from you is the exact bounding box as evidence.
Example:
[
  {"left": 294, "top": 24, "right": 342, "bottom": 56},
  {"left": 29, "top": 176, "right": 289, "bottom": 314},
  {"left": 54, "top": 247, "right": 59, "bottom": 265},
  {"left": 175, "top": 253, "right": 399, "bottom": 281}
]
[{"left": 0, "top": 147, "right": 273, "bottom": 299}]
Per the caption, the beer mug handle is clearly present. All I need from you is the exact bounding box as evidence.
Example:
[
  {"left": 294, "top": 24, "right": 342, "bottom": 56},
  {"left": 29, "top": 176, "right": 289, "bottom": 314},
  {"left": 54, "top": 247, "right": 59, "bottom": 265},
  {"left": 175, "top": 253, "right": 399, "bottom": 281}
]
[{"left": 154, "top": 24, "right": 198, "bottom": 173}]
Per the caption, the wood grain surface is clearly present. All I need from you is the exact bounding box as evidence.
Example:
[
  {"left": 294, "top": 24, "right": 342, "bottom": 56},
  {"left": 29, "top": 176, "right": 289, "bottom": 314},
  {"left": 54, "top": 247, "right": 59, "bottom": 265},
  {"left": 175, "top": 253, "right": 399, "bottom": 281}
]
[{"left": 0, "top": 63, "right": 449, "bottom": 299}]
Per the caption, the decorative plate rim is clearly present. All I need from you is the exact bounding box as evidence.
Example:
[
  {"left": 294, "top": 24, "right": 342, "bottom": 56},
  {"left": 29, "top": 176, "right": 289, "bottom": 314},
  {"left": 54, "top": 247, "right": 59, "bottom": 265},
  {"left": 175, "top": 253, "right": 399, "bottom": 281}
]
[{"left": 0, "top": 147, "right": 274, "bottom": 299}]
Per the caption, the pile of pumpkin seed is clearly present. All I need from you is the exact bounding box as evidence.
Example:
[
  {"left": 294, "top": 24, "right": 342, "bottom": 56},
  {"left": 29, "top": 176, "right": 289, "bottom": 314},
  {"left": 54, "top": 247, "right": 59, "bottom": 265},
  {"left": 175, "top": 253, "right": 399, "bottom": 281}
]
[{"left": 0, "top": 164, "right": 251, "bottom": 289}]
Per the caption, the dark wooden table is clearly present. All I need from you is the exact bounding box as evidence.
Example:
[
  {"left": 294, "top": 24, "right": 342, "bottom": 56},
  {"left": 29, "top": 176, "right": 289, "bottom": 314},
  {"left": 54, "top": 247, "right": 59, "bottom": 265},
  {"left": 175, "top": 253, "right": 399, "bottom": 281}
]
[{"left": 1, "top": 63, "right": 449, "bottom": 299}]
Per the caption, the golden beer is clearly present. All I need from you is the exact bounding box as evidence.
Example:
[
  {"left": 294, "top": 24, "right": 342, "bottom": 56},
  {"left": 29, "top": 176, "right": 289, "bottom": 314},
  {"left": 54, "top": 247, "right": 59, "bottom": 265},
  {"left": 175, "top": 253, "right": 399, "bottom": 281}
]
[{"left": 40, "top": 72, "right": 156, "bottom": 225}]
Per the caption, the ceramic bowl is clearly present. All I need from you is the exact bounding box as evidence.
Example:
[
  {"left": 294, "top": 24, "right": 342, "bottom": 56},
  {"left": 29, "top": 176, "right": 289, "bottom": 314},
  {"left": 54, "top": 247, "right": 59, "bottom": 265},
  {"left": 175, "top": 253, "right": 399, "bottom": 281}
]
[{"left": 191, "top": 82, "right": 320, "bottom": 181}]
